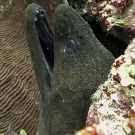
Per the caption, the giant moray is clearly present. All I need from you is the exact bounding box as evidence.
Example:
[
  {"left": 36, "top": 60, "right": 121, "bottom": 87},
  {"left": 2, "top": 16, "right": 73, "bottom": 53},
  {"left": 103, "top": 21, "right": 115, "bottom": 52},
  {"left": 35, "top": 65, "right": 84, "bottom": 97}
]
[
  {"left": 25, "top": 3, "right": 114, "bottom": 135},
  {"left": 0, "top": 0, "right": 65, "bottom": 135}
]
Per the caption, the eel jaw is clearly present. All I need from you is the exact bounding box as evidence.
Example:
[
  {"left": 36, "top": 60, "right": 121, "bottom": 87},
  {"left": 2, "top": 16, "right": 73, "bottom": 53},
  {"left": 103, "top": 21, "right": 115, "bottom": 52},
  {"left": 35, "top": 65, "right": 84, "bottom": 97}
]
[{"left": 35, "top": 7, "right": 54, "bottom": 71}]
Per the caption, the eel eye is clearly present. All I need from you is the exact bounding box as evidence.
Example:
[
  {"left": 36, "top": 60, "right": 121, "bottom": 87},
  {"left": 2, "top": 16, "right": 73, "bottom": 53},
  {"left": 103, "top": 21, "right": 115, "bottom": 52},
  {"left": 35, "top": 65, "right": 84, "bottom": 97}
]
[{"left": 65, "top": 39, "right": 76, "bottom": 52}]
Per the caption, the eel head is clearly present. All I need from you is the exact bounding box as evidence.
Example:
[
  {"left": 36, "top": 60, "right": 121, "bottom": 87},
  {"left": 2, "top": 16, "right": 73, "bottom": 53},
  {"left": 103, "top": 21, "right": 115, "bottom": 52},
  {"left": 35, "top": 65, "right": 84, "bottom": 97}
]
[{"left": 25, "top": 3, "right": 114, "bottom": 135}]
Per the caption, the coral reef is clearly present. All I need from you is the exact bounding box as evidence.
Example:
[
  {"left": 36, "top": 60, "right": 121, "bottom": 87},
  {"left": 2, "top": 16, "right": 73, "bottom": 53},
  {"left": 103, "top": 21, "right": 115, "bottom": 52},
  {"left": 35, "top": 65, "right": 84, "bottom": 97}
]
[
  {"left": 0, "top": 0, "right": 65, "bottom": 134},
  {"left": 74, "top": 38, "right": 135, "bottom": 135},
  {"left": 70, "top": 0, "right": 135, "bottom": 43},
  {"left": 94, "top": 0, "right": 134, "bottom": 43},
  {"left": 1, "top": 0, "right": 135, "bottom": 134},
  {"left": 0, "top": 0, "right": 39, "bottom": 134}
]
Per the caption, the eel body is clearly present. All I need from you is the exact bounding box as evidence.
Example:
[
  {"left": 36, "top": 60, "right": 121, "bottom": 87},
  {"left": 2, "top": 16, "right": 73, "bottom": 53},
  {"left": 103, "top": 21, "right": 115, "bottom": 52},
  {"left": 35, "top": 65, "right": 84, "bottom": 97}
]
[{"left": 25, "top": 3, "right": 115, "bottom": 135}]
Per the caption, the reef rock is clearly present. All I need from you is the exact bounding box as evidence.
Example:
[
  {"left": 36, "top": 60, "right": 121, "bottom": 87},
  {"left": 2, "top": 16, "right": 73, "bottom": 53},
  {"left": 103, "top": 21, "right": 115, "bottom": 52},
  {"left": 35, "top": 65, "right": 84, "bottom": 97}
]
[
  {"left": 70, "top": 0, "right": 135, "bottom": 44},
  {"left": 75, "top": 38, "right": 135, "bottom": 135}
]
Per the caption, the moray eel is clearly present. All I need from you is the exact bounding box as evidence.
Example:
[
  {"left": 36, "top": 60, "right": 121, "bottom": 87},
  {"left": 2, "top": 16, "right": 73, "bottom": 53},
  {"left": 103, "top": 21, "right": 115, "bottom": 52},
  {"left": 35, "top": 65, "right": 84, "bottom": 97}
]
[{"left": 25, "top": 3, "right": 115, "bottom": 135}]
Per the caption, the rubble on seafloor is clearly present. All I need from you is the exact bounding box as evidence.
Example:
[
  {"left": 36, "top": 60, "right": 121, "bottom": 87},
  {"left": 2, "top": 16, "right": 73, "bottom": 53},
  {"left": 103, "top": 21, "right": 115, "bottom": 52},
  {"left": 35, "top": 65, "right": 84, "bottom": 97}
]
[
  {"left": 74, "top": 38, "right": 135, "bottom": 135},
  {"left": 70, "top": 0, "right": 135, "bottom": 43}
]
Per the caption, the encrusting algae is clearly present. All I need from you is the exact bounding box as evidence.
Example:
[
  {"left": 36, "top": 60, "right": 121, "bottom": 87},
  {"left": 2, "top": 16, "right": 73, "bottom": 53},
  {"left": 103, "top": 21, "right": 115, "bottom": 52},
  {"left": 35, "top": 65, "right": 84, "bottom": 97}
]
[{"left": 71, "top": 0, "right": 135, "bottom": 43}]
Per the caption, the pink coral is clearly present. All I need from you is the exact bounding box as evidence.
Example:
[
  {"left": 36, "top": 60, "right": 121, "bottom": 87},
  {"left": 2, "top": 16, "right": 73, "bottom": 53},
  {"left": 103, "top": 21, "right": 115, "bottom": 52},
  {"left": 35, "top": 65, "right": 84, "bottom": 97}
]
[
  {"left": 92, "top": 0, "right": 134, "bottom": 42},
  {"left": 111, "top": 0, "right": 126, "bottom": 8}
]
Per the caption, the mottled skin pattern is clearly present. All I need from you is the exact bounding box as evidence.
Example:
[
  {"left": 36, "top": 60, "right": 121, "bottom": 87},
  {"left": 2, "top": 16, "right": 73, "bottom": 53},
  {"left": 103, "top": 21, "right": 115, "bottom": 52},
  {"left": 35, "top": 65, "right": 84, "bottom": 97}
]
[{"left": 25, "top": 3, "right": 114, "bottom": 135}]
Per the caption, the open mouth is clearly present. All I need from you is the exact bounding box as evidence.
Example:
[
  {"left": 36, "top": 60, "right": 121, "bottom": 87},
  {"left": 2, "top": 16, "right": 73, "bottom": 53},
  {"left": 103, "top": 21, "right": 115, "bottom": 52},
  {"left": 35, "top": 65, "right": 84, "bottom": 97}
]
[{"left": 35, "top": 7, "right": 54, "bottom": 71}]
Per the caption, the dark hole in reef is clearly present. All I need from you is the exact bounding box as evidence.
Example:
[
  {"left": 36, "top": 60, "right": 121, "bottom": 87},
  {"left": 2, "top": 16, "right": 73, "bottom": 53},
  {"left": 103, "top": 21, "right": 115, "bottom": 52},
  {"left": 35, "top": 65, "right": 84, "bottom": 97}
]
[{"left": 87, "top": 21, "right": 128, "bottom": 58}]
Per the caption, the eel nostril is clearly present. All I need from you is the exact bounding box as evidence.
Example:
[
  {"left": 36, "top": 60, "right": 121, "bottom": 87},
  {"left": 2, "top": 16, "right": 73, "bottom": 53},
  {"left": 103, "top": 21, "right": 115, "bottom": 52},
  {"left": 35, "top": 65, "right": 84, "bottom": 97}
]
[{"left": 65, "top": 39, "right": 76, "bottom": 52}]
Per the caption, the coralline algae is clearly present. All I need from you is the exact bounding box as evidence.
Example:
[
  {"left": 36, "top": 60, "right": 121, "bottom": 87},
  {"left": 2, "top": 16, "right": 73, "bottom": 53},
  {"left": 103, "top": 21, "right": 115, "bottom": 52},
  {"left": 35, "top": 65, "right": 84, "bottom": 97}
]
[{"left": 75, "top": 38, "right": 135, "bottom": 135}]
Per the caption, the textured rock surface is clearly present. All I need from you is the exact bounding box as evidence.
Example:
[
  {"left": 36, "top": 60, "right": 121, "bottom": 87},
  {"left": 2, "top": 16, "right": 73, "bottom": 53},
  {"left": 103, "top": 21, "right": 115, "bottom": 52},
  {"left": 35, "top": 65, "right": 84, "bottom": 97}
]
[
  {"left": 0, "top": 0, "right": 64, "bottom": 134},
  {"left": 70, "top": 0, "right": 135, "bottom": 44}
]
